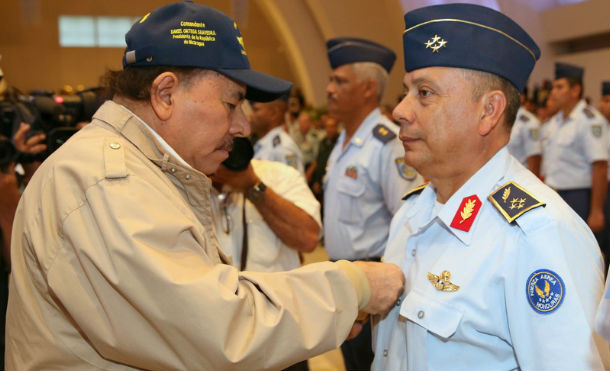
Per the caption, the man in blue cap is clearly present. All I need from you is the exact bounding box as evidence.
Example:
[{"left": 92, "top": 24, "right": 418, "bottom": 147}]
[
  {"left": 323, "top": 37, "right": 422, "bottom": 371},
  {"left": 507, "top": 91, "right": 542, "bottom": 176},
  {"left": 5, "top": 2, "right": 406, "bottom": 370},
  {"left": 372, "top": 4, "right": 609, "bottom": 370},
  {"left": 542, "top": 62, "right": 608, "bottom": 242}
]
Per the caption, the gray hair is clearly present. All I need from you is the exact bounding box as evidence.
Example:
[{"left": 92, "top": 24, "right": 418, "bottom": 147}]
[{"left": 351, "top": 62, "right": 388, "bottom": 102}]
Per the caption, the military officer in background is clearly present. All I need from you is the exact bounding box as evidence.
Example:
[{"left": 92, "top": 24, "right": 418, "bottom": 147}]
[
  {"left": 601, "top": 81, "right": 610, "bottom": 267},
  {"left": 507, "top": 91, "right": 542, "bottom": 176},
  {"left": 542, "top": 63, "right": 609, "bottom": 236},
  {"left": 373, "top": 3, "right": 609, "bottom": 370},
  {"left": 323, "top": 38, "right": 422, "bottom": 370},
  {"left": 250, "top": 95, "right": 305, "bottom": 174}
]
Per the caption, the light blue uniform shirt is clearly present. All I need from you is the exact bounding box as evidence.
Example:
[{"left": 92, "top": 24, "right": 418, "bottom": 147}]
[
  {"left": 595, "top": 270, "right": 610, "bottom": 344},
  {"left": 507, "top": 107, "right": 541, "bottom": 165},
  {"left": 542, "top": 100, "right": 609, "bottom": 189},
  {"left": 254, "top": 126, "right": 305, "bottom": 174},
  {"left": 372, "top": 148, "right": 608, "bottom": 371},
  {"left": 323, "top": 108, "right": 421, "bottom": 260}
]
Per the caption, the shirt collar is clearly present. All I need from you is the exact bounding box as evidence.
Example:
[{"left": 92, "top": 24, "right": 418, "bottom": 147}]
[
  {"left": 558, "top": 99, "right": 587, "bottom": 123},
  {"left": 405, "top": 147, "right": 511, "bottom": 245},
  {"left": 348, "top": 108, "right": 383, "bottom": 148}
]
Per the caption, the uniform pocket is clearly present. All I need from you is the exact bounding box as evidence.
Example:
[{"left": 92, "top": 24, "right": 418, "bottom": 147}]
[
  {"left": 399, "top": 289, "right": 463, "bottom": 339},
  {"left": 336, "top": 178, "right": 365, "bottom": 224}
]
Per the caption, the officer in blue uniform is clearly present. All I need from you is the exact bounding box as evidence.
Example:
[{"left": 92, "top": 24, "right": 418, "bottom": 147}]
[
  {"left": 542, "top": 63, "right": 609, "bottom": 234},
  {"left": 507, "top": 101, "right": 542, "bottom": 176},
  {"left": 323, "top": 38, "right": 422, "bottom": 371},
  {"left": 373, "top": 4, "right": 609, "bottom": 370}
]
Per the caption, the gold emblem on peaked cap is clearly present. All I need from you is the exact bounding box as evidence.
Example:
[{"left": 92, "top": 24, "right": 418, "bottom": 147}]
[
  {"left": 425, "top": 34, "right": 447, "bottom": 53},
  {"left": 428, "top": 271, "right": 460, "bottom": 292},
  {"left": 139, "top": 12, "right": 150, "bottom": 24}
]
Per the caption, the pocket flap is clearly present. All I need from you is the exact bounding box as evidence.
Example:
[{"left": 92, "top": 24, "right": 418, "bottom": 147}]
[
  {"left": 336, "top": 178, "right": 365, "bottom": 197},
  {"left": 399, "top": 290, "right": 463, "bottom": 339}
]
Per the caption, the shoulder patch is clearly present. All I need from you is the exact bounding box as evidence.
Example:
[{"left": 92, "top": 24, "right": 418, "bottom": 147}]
[
  {"left": 488, "top": 181, "right": 545, "bottom": 223},
  {"left": 592, "top": 124, "right": 602, "bottom": 138},
  {"left": 526, "top": 269, "right": 565, "bottom": 314},
  {"left": 272, "top": 135, "right": 281, "bottom": 147},
  {"left": 402, "top": 183, "right": 428, "bottom": 200},
  {"left": 583, "top": 107, "right": 594, "bottom": 119},
  {"left": 518, "top": 114, "right": 530, "bottom": 122},
  {"left": 395, "top": 157, "right": 417, "bottom": 181},
  {"left": 372, "top": 124, "right": 396, "bottom": 144}
]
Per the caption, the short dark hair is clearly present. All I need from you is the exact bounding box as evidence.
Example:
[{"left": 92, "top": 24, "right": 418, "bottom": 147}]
[
  {"left": 463, "top": 69, "right": 520, "bottom": 130},
  {"left": 100, "top": 66, "right": 205, "bottom": 101}
]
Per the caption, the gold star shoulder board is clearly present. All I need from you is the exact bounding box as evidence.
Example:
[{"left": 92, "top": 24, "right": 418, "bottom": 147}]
[
  {"left": 372, "top": 124, "right": 396, "bottom": 144},
  {"left": 488, "top": 181, "right": 545, "bottom": 223},
  {"left": 402, "top": 183, "right": 428, "bottom": 200}
]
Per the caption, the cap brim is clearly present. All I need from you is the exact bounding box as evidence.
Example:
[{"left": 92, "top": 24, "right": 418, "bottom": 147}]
[{"left": 218, "top": 68, "right": 292, "bottom": 102}]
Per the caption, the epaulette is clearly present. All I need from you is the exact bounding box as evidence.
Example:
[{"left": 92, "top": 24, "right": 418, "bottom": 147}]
[
  {"left": 272, "top": 135, "right": 281, "bottom": 147},
  {"left": 583, "top": 107, "right": 595, "bottom": 119},
  {"left": 488, "top": 181, "right": 545, "bottom": 223},
  {"left": 402, "top": 183, "right": 428, "bottom": 200},
  {"left": 518, "top": 114, "right": 530, "bottom": 122},
  {"left": 372, "top": 124, "right": 396, "bottom": 144}
]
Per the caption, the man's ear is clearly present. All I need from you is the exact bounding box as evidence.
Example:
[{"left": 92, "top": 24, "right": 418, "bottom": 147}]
[
  {"left": 478, "top": 90, "right": 507, "bottom": 136},
  {"left": 150, "top": 72, "right": 179, "bottom": 121},
  {"left": 362, "top": 78, "right": 379, "bottom": 101}
]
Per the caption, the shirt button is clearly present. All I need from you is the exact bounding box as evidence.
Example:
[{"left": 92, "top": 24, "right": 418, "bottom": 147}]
[
  {"left": 411, "top": 249, "right": 416, "bottom": 257},
  {"left": 395, "top": 297, "right": 401, "bottom": 307},
  {"left": 170, "top": 168, "right": 176, "bottom": 174},
  {"left": 383, "top": 349, "right": 388, "bottom": 357},
  {"left": 185, "top": 174, "right": 191, "bottom": 180},
  {"left": 418, "top": 310, "right": 425, "bottom": 319},
  {"left": 109, "top": 142, "right": 121, "bottom": 150}
]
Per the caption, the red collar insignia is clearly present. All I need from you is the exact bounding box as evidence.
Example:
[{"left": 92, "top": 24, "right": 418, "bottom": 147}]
[{"left": 449, "top": 195, "right": 481, "bottom": 232}]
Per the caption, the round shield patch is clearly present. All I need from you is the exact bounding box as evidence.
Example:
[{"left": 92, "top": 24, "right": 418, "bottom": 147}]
[{"left": 526, "top": 269, "right": 565, "bottom": 314}]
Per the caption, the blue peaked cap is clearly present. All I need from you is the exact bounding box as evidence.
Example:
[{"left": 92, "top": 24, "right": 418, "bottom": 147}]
[
  {"left": 402, "top": 4, "right": 540, "bottom": 92},
  {"left": 122, "top": 1, "right": 291, "bottom": 102},
  {"left": 555, "top": 62, "right": 584, "bottom": 81},
  {"left": 327, "top": 37, "right": 396, "bottom": 73}
]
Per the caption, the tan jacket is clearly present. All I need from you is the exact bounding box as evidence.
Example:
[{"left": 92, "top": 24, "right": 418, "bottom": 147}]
[{"left": 6, "top": 101, "right": 358, "bottom": 370}]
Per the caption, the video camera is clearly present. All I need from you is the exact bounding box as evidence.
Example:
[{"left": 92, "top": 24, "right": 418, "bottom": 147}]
[{"left": 0, "top": 87, "right": 106, "bottom": 159}]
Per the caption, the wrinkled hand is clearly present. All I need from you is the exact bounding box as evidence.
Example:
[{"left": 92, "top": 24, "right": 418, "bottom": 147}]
[
  {"left": 354, "top": 261, "right": 404, "bottom": 316},
  {"left": 13, "top": 122, "right": 47, "bottom": 155},
  {"left": 211, "top": 163, "right": 259, "bottom": 192}
]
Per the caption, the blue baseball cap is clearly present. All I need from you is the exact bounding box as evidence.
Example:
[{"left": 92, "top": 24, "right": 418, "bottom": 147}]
[
  {"left": 402, "top": 4, "right": 540, "bottom": 92},
  {"left": 603, "top": 81, "right": 610, "bottom": 96},
  {"left": 555, "top": 62, "right": 584, "bottom": 82},
  {"left": 122, "top": 1, "right": 291, "bottom": 102},
  {"left": 327, "top": 37, "right": 396, "bottom": 73}
]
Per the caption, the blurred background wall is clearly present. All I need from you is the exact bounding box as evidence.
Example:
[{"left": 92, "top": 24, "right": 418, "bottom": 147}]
[{"left": 0, "top": 0, "right": 608, "bottom": 107}]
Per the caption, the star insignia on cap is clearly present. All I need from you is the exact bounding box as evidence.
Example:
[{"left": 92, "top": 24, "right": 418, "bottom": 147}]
[{"left": 425, "top": 34, "right": 447, "bottom": 53}]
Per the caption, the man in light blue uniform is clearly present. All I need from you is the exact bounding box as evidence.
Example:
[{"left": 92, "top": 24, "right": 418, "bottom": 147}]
[
  {"left": 323, "top": 38, "right": 422, "bottom": 370},
  {"left": 508, "top": 103, "right": 542, "bottom": 176},
  {"left": 542, "top": 63, "right": 608, "bottom": 234},
  {"left": 373, "top": 4, "right": 609, "bottom": 370},
  {"left": 251, "top": 97, "right": 305, "bottom": 174}
]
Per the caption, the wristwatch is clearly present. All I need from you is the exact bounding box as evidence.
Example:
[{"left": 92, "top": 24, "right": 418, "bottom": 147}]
[{"left": 245, "top": 181, "right": 267, "bottom": 204}]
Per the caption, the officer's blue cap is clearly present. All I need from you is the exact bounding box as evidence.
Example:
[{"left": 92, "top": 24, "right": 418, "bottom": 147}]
[
  {"left": 603, "top": 81, "right": 610, "bottom": 96},
  {"left": 327, "top": 38, "right": 396, "bottom": 73},
  {"left": 122, "top": 1, "right": 291, "bottom": 102},
  {"left": 555, "top": 62, "right": 583, "bottom": 82},
  {"left": 402, "top": 4, "right": 540, "bottom": 92}
]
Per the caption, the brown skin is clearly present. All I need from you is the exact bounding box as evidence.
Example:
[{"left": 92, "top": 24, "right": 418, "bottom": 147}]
[
  {"left": 212, "top": 163, "right": 320, "bottom": 253},
  {"left": 326, "top": 64, "right": 379, "bottom": 148},
  {"left": 250, "top": 100, "right": 286, "bottom": 139},
  {"left": 548, "top": 78, "right": 607, "bottom": 232},
  {"left": 394, "top": 67, "right": 509, "bottom": 203},
  {"left": 600, "top": 95, "right": 610, "bottom": 121}
]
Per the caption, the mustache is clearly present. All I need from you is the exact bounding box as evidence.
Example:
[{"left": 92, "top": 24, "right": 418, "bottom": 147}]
[{"left": 217, "top": 137, "right": 234, "bottom": 152}]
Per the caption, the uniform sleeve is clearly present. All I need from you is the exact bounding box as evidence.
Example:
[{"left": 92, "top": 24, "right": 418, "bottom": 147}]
[
  {"left": 595, "top": 273, "right": 610, "bottom": 344},
  {"left": 379, "top": 138, "right": 423, "bottom": 214},
  {"left": 583, "top": 114, "right": 609, "bottom": 163},
  {"left": 523, "top": 119, "right": 542, "bottom": 158},
  {"left": 505, "top": 208, "right": 607, "bottom": 370},
  {"left": 48, "top": 174, "right": 358, "bottom": 371}
]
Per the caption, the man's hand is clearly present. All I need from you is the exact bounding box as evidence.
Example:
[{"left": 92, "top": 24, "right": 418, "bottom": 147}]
[
  {"left": 13, "top": 122, "right": 47, "bottom": 155},
  {"left": 354, "top": 261, "right": 404, "bottom": 316},
  {"left": 587, "top": 209, "right": 604, "bottom": 233},
  {"left": 211, "top": 163, "right": 259, "bottom": 192}
]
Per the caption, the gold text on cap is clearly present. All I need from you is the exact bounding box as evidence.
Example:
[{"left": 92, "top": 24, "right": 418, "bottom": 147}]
[
  {"left": 427, "top": 270, "right": 459, "bottom": 291},
  {"left": 425, "top": 34, "right": 447, "bottom": 53}
]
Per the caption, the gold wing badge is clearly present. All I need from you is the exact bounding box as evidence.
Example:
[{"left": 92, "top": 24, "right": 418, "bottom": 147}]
[{"left": 427, "top": 270, "right": 460, "bottom": 292}]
